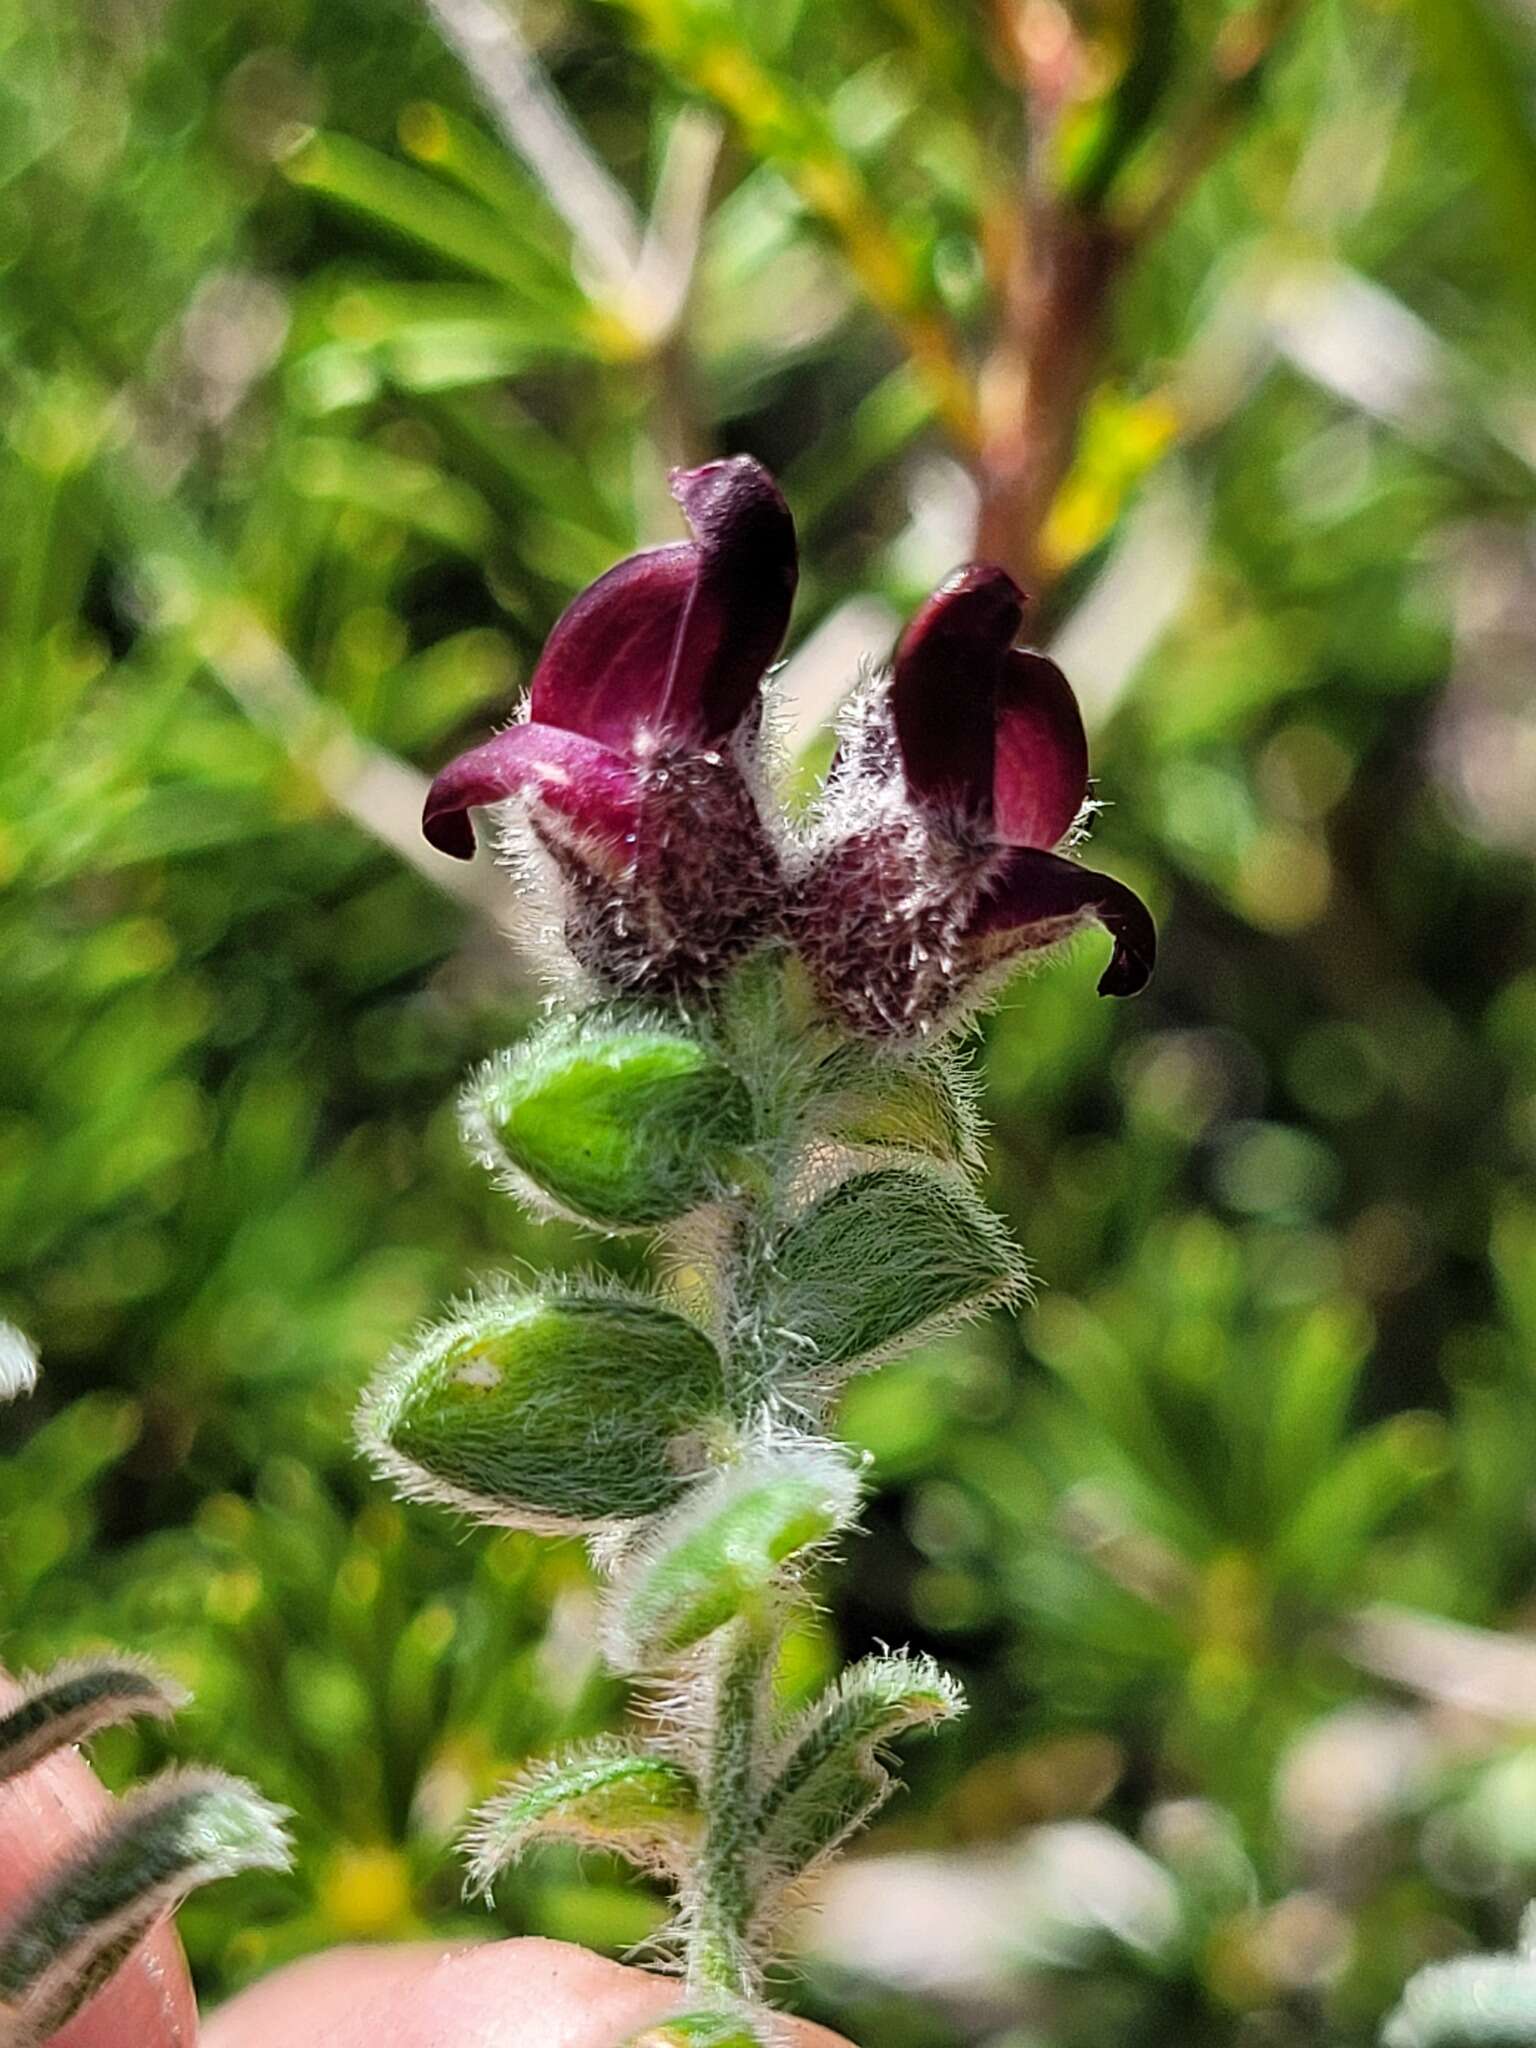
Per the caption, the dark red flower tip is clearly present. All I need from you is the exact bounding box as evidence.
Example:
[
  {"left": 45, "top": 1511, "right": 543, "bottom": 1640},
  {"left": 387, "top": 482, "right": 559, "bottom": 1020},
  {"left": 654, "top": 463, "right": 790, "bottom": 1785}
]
[
  {"left": 661, "top": 458, "right": 798, "bottom": 743},
  {"left": 890, "top": 566, "right": 1023, "bottom": 829},
  {"left": 524, "top": 546, "right": 698, "bottom": 756},
  {"left": 965, "top": 845, "right": 1156, "bottom": 998},
  {"left": 422, "top": 724, "right": 639, "bottom": 862},
  {"left": 529, "top": 454, "right": 796, "bottom": 755},
  {"left": 424, "top": 456, "right": 797, "bottom": 859},
  {"left": 993, "top": 651, "right": 1090, "bottom": 850},
  {"left": 890, "top": 564, "right": 1089, "bottom": 850}
]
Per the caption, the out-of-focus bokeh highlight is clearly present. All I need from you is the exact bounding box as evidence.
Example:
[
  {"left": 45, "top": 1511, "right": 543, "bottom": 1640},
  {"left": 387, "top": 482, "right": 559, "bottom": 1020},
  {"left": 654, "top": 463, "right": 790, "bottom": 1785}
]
[{"left": 3, "top": 0, "right": 1536, "bottom": 2040}]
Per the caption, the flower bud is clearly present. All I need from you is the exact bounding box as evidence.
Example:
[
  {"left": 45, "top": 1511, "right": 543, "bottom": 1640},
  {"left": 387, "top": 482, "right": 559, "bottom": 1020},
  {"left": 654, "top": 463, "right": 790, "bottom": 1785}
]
[
  {"left": 358, "top": 1284, "right": 729, "bottom": 1530},
  {"left": 603, "top": 1446, "right": 861, "bottom": 1670},
  {"left": 769, "top": 1166, "right": 1028, "bottom": 1378},
  {"left": 793, "top": 567, "right": 1153, "bottom": 1040},
  {"left": 462, "top": 1013, "right": 755, "bottom": 1229}
]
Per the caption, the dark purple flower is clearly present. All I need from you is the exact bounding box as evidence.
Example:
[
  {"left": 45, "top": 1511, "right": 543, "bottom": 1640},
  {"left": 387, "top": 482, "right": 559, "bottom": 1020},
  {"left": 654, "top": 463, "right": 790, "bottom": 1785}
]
[
  {"left": 793, "top": 565, "right": 1154, "bottom": 1040},
  {"left": 423, "top": 457, "right": 797, "bottom": 993}
]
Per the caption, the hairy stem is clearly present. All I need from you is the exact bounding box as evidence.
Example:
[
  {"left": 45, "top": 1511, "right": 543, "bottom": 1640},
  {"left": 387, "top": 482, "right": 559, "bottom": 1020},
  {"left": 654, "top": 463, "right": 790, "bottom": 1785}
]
[{"left": 688, "top": 1609, "right": 777, "bottom": 1998}]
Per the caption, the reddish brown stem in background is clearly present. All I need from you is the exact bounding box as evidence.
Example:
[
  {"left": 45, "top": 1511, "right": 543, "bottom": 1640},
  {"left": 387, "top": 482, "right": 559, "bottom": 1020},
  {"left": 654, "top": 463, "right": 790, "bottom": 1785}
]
[
  {"left": 972, "top": 0, "right": 1301, "bottom": 593},
  {"left": 976, "top": 198, "right": 1126, "bottom": 590}
]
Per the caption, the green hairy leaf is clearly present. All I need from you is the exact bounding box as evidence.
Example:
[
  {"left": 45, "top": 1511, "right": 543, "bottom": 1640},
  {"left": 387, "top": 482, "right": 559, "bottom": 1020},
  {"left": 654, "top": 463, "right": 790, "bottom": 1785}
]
[
  {"left": 809, "top": 1042, "right": 981, "bottom": 1168},
  {"left": 464, "top": 1739, "right": 701, "bottom": 1896},
  {"left": 769, "top": 1166, "right": 1028, "bottom": 1376},
  {"left": 463, "top": 1012, "right": 756, "bottom": 1229},
  {"left": 357, "top": 1281, "right": 729, "bottom": 1529},
  {"left": 604, "top": 1445, "right": 862, "bottom": 1669},
  {"left": 0, "top": 1658, "right": 187, "bottom": 1785},
  {"left": 0, "top": 1769, "right": 289, "bottom": 2047},
  {"left": 626, "top": 2008, "right": 774, "bottom": 2047},
  {"left": 751, "top": 1652, "right": 964, "bottom": 1887}
]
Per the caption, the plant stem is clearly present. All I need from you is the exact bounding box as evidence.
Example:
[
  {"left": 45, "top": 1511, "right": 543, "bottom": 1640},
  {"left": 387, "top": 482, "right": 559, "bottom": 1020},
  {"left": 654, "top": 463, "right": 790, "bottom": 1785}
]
[{"left": 688, "top": 1609, "right": 776, "bottom": 1998}]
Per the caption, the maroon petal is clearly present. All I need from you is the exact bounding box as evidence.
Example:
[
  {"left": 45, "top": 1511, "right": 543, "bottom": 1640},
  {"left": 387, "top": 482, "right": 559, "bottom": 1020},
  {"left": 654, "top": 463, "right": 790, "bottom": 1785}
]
[
  {"left": 966, "top": 846, "right": 1155, "bottom": 997},
  {"left": 528, "top": 545, "right": 697, "bottom": 753},
  {"left": 891, "top": 566, "right": 1026, "bottom": 829},
  {"left": 422, "top": 723, "right": 638, "bottom": 860},
  {"left": 992, "top": 650, "right": 1089, "bottom": 850},
  {"left": 528, "top": 456, "right": 797, "bottom": 756},
  {"left": 662, "top": 457, "right": 798, "bottom": 742}
]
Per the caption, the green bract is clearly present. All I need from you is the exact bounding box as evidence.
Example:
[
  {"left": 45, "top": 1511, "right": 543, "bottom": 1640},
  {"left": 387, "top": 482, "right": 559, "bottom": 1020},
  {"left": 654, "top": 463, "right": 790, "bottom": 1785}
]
[
  {"left": 358, "top": 1285, "right": 729, "bottom": 1528},
  {"left": 627, "top": 2012, "right": 772, "bottom": 2047},
  {"left": 752, "top": 1652, "right": 963, "bottom": 1889},
  {"left": 769, "top": 1165, "right": 1028, "bottom": 1375},
  {"left": 0, "top": 1770, "right": 289, "bottom": 2048},
  {"left": 0, "top": 1659, "right": 186, "bottom": 1786},
  {"left": 808, "top": 1041, "right": 980, "bottom": 1167},
  {"left": 462, "top": 1013, "right": 755, "bottom": 1228},
  {"left": 605, "top": 1447, "right": 862, "bottom": 1669},
  {"left": 465, "top": 1739, "right": 701, "bottom": 1895}
]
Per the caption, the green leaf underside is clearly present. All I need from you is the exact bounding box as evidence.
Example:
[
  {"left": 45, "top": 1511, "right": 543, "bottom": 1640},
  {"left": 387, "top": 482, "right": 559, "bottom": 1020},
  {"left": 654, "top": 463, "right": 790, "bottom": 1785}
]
[
  {"left": 466, "top": 1741, "right": 700, "bottom": 1894},
  {"left": 772, "top": 1166, "right": 1027, "bottom": 1371},
  {"left": 611, "top": 1452, "right": 861, "bottom": 1666},
  {"left": 0, "top": 1771, "right": 288, "bottom": 2040},
  {"left": 471, "top": 1021, "right": 755, "bottom": 1228},
  {"left": 365, "top": 1287, "right": 727, "bottom": 1523},
  {"left": 0, "top": 1661, "right": 184, "bottom": 1785},
  {"left": 752, "top": 1654, "right": 963, "bottom": 1883}
]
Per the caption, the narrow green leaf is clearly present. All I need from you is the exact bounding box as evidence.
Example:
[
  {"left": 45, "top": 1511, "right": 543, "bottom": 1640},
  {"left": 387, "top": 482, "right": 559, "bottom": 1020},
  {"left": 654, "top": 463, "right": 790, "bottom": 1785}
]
[
  {"left": 0, "top": 1770, "right": 289, "bottom": 2047},
  {"left": 286, "top": 437, "right": 494, "bottom": 554},
  {"left": 603, "top": 1446, "right": 861, "bottom": 1669},
  {"left": 1261, "top": 1300, "right": 1374, "bottom": 1522},
  {"left": 1270, "top": 1413, "right": 1447, "bottom": 1593},
  {"left": 769, "top": 1167, "right": 1028, "bottom": 1378},
  {"left": 752, "top": 1652, "right": 963, "bottom": 1886},
  {"left": 464, "top": 1739, "right": 700, "bottom": 1897},
  {"left": 1407, "top": 0, "right": 1536, "bottom": 328},
  {"left": 0, "top": 1659, "right": 187, "bottom": 1786},
  {"left": 283, "top": 131, "right": 579, "bottom": 303},
  {"left": 808, "top": 1041, "right": 981, "bottom": 1168}
]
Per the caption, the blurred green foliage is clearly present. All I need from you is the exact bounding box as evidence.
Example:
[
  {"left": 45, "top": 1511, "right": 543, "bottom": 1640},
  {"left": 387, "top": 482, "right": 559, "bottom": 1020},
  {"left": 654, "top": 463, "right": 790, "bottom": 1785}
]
[{"left": 3, "top": 0, "right": 1536, "bottom": 2040}]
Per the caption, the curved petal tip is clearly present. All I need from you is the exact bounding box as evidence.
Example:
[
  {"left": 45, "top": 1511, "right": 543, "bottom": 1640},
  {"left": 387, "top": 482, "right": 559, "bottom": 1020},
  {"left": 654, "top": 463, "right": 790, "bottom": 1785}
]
[
  {"left": 968, "top": 846, "right": 1155, "bottom": 998},
  {"left": 891, "top": 565, "right": 1028, "bottom": 827},
  {"left": 423, "top": 725, "right": 638, "bottom": 860}
]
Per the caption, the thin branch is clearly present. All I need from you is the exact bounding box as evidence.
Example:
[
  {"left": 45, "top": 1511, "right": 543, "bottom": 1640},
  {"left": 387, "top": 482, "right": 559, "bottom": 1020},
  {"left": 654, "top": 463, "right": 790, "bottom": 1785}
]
[
  {"left": 94, "top": 435, "right": 528, "bottom": 951},
  {"left": 608, "top": 0, "right": 981, "bottom": 450},
  {"left": 976, "top": 0, "right": 1306, "bottom": 586},
  {"left": 632, "top": 104, "right": 724, "bottom": 342},
  {"left": 421, "top": 0, "right": 643, "bottom": 301},
  {"left": 189, "top": 595, "right": 522, "bottom": 932}
]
